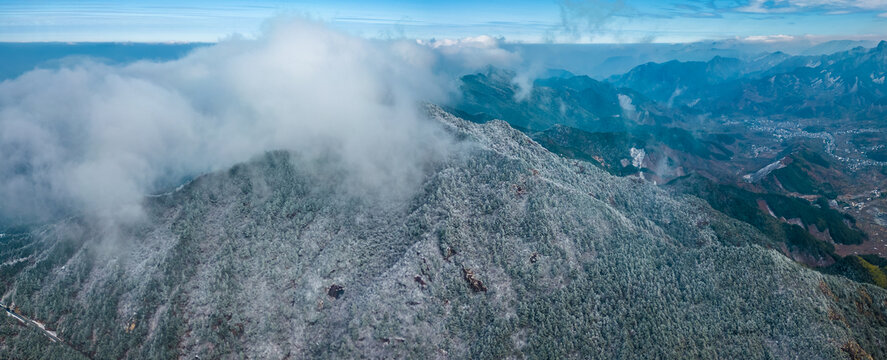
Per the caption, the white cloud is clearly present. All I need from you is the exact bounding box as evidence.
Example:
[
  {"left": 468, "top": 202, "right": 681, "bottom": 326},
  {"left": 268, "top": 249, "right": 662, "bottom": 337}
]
[
  {"left": 0, "top": 18, "right": 519, "bottom": 226},
  {"left": 618, "top": 94, "right": 638, "bottom": 121},
  {"left": 743, "top": 34, "right": 797, "bottom": 42},
  {"left": 738, "top": 0, "right": 887, "bottom": 13},
  {"left": 420, "top": 35, "right": 500, "bottom": 49},
  {"left": 417, "top": 35, "right": 520, "bottom": 70}
]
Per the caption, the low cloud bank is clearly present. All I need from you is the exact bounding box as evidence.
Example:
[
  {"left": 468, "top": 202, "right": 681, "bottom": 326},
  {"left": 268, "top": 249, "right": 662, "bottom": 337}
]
[{"left": 0, "top": 19, "right": 518, "bottom": 226}]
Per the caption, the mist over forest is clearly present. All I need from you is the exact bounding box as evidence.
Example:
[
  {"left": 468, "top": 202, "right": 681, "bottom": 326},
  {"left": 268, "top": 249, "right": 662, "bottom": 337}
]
[{"left": 2, "top": 2, "right": 887, "bottom": 359}]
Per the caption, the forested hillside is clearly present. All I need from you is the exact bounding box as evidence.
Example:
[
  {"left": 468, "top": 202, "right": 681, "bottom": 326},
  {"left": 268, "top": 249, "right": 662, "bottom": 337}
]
[{"left": 2, "top": 107, "right": 885, "bottom": 359}]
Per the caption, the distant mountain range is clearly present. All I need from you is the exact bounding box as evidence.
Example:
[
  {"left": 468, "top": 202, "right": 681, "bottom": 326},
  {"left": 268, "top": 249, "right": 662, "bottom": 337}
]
[
  {"left": 504, "top": 39, "right": 880, "bottom": 79},
  {"left": 610, "top": 41, "right": 887, "bottom": 120},
  {"left": 0, "top": 39, "right": 879, "bottom": 82}
]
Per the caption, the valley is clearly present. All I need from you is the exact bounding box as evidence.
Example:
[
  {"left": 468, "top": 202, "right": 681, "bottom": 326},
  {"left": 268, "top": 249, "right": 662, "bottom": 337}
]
[{"left": 453, "top": 42, "right": 887, "bottom": 290}]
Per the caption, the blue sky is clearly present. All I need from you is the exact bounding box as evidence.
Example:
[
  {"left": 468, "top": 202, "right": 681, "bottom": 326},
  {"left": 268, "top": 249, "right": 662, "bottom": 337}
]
[{"left": 1, "top": 0, "right": 886, "bottom": 43}]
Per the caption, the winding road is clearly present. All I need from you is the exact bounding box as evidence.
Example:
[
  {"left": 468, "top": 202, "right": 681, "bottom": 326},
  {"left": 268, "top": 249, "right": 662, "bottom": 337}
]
[{"left": 1, "top": 300, "right": 91, "bottom": 358}]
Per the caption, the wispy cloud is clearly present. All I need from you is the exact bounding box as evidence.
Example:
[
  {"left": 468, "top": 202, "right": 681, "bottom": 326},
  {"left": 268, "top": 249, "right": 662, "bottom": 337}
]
[
  {"left": 0, "top": 1, "right": 882, "bottom": 44},
  {"left": 742, "top": 34, "right": 797, "bottom": 42},
  {"left": 653, "top": 0, "right": 887, "bottom": 19},
  {"left": 553, "top": 0, "right": 633, "bottom": 40},
  {"left": 737, "top": 0, "right": 887, "bottom": 14}
]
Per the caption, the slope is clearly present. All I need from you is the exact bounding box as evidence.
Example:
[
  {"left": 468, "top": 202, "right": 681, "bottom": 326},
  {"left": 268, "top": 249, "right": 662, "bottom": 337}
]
[{"left": 0, "top": 107, "right": 885, "bottom": 359}]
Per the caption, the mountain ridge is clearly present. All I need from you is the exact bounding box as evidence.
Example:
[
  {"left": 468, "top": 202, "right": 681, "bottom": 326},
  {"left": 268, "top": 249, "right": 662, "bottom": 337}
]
[{"left": 1, "top": 107, "right": 885, "bottom": 359}]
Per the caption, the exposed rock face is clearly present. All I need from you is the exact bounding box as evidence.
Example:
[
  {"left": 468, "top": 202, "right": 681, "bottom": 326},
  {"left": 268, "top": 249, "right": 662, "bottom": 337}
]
[
  {"left": 327, "top": 285, "right": 345, "bottom": 299},
  {"left": 1, "top": 106, "right": 886, "bottom": 359},
  {"left": 461, "top": 268, "right": 487, "bottom": 292},
  {"left": 842, "top": 340, "right": 875, "bottom": 360}
]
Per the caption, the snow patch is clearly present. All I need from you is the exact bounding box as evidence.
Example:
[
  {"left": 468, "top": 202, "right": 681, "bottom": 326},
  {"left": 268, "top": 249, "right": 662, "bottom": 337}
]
[
  {"left": 630, "top": 147, "right": 645, "bottom": 168},
  {"left": 743, "top": 158, "right": 786, "bottom": 182},
  {"left": 1, "top": 257, "right": 30, "bottom": 267}
]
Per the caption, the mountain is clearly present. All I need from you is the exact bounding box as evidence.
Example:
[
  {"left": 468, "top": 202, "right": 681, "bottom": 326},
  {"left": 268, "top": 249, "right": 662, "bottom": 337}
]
[
  {"left": 607, "top": 53, "right": 791, "bottom": 106},
  {"left": 801, "top": 40, "right": 883, "bottom": 56},
  {"left": 455, "top": 68, "right": 746, "bottom": 186},
  {"left": 462, "top": 43, "right": 887, "bottom": 267},
  {"left": 458, "top": 74, "right": 880, "bottom": 281},
  {"left": 456, "top": 68, "right": 665, "bottom": 132},
  {"left": 456, "top": 68, "right": 748, "bottom": 181},
  {"left": 500, "top": 40, "right": 878, "bottom": 80},
  {"left": 2, "top": 107, "right": 885, "bottom": 359},
  {"left": 711, "top": 42, "right": 887, "bottom": 119},
  {"left": 751, "top": 147, "right": 841, "bottom": 198},
  {"left": 611, "top": 41, "right": 887, "bottom": 119},
  {"left": 527, "top": 124, "right": 734, "bottom": 181},
  {"left": 666, "top": 173, "right": 868, "bottom": 260}
]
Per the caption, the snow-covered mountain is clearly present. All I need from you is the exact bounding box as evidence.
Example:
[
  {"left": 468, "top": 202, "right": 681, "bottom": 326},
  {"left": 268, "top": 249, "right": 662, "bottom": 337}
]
[{"left": 2, "top": 107, "right": 884, "bottom": 359}]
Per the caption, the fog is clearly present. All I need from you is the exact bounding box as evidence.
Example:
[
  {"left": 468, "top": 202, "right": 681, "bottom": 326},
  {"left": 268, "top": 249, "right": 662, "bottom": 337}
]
[{"left": 0, "top": 18, "right": 519, "bottom": 226}]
